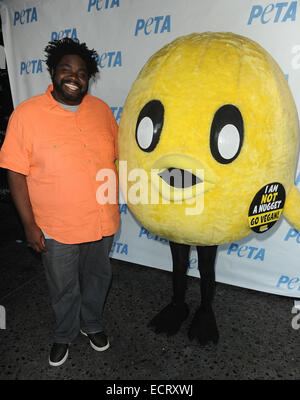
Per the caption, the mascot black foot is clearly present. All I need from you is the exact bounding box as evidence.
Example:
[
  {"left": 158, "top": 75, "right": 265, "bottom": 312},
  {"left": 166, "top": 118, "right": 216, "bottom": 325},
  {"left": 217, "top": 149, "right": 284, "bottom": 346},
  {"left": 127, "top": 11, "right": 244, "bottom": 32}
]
[{"left": 149, "top": 242, "right": 219, "bottom": 345}]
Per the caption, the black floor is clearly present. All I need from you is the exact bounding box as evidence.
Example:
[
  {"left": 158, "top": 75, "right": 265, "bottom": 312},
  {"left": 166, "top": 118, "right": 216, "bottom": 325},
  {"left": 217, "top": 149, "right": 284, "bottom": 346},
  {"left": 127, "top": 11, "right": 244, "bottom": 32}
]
[{"left": 1, "top": 200, "right": 300, "bottom": 381}]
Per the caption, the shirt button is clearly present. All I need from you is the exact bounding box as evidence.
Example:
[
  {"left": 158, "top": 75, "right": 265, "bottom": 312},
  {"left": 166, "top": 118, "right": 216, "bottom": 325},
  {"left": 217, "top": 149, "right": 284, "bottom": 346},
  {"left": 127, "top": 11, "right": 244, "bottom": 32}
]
[
  {"left": 84, "top": 144, "right": 87, "bottom": 148},
  {"left": 88, "top": 160, "right": 91, "bottom": 163}
]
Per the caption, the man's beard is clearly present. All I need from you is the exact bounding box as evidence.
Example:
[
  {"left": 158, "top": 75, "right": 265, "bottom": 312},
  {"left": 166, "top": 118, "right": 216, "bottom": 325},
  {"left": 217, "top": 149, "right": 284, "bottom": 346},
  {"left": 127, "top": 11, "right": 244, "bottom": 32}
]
[{"left": 53, "top": 77, "right": 88, "bottom": 104}]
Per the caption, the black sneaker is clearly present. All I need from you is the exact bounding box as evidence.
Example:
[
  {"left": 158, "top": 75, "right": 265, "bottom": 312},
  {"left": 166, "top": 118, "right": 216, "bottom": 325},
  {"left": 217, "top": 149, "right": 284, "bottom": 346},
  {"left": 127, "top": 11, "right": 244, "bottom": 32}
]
[
  {"left": 49, "top": 343, "right": 69, "bottom": 366},
  {"left": 80, "top": 329, "right": 110, "bottom": 351}
]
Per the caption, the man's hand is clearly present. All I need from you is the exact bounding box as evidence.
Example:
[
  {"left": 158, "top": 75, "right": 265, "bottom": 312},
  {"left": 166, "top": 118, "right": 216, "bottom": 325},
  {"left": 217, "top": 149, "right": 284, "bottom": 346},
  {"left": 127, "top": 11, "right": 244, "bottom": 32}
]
[
  {"left": 24, "top": 222, "right": 47, "bottom": 253},
  {"left": 7, "top": 170, "right": 47, "bottom": 253}
]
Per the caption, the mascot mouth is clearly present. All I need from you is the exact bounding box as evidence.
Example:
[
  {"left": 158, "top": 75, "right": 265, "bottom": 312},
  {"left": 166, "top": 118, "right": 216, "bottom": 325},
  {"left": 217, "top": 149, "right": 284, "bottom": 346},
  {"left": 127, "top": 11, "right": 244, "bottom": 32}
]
[
  {"left": 158, "top": 168, "right": 202, "bottom": 188},
  {"left": 151, "top": 154, "right": 216, "bottom": 202}
]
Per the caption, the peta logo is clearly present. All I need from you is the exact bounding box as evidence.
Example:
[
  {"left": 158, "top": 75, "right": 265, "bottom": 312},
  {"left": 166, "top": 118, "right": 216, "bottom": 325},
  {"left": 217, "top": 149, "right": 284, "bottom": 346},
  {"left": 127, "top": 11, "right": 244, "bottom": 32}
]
[
  {"left": 227, "top": 243, "right": 265, "bottom": 261},
  {"left": 88, "top": 0, "right": 119, "bottom": 12},
  {"left": 277, "top": 275, "right": 300, "bottom": 291},
  {"left": 247, "top": 2, "right": 297, "bottom": 25},
  {"left": 14, "top": 7, "right": 38, "bottom": 25},
  {"left": 119, "top": 204, "right": 127, "bottom": 215},
  {"left": 96, "top": 51, "right": 122, "bottom": 68},
  {"left": 111, "top": 106, "right": 123, "bottom": 123},
  {"left": 284, "top": 228, "right": 300, "bottom": 243},
  {"left": 51, "top": 28, "right": 78, "bottom": 41},
  {"left": 139, "top": 227, "right": 168, "bottom": 243},
  {"left": 110, "top": 241, "right": 128, "bottom": 255},
  {"left": 189, "top": 257, "right": 199, "bottom": 271},
  {"left": 20, "top": 59, "right": 43, "bottom": 75},
  {"left": 134, "top": 15, "right": 171, "bottom": 36}
]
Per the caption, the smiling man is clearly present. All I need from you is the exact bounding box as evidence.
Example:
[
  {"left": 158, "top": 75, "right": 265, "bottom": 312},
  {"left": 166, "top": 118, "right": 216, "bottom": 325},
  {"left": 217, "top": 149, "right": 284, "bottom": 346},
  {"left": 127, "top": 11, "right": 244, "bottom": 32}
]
[
  {"left": 0, "top": 38, "right": 120, "bottom": 366},
  {"left": 51, "top": 53, "right": 89, "bottom": 105}
]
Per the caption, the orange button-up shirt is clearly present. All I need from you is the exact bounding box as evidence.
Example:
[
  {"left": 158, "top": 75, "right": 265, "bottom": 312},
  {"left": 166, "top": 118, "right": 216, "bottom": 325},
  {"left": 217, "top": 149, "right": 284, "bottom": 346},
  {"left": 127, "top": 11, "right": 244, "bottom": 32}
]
[{"left": 0, "top": 85, "right": 120, "bottom": 244}]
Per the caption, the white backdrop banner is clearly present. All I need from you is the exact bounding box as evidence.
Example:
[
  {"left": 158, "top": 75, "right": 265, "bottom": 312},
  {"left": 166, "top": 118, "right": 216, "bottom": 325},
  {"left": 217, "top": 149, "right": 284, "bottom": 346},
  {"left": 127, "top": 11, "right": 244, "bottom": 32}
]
[{"left": 1, "top": 0, "right": 300, "bottom": 298}]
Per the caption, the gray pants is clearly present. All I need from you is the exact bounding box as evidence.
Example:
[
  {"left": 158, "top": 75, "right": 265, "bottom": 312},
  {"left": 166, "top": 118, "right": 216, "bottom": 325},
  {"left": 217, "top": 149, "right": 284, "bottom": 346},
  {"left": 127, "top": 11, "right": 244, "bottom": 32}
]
[{"left": 42, "top": 236, "right": 114, "bottom": 344}]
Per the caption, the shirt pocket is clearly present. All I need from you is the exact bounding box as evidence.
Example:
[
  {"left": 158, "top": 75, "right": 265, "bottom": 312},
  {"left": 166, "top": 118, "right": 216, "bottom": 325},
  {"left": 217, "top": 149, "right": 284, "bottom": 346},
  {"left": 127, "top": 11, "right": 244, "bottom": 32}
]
[{"left": 34, "top": 139, "right": 73, "bottom": 175}]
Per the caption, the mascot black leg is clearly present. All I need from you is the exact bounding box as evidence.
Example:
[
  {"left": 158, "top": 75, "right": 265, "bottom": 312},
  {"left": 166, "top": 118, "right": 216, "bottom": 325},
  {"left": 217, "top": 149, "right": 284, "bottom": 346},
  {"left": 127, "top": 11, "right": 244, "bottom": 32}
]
[
  {"left": 188, "top": 245, "right": 219, "bottom": 345},
  {"left": 148, "top": 241, "right": 190, "bottom": 336}
]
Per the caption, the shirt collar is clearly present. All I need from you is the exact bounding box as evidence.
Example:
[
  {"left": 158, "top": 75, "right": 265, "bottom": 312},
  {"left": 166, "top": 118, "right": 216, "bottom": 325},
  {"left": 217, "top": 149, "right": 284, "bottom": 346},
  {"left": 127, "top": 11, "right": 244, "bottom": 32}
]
[{"left": 45, "top": 84, "right": 88, "bottom": 110}]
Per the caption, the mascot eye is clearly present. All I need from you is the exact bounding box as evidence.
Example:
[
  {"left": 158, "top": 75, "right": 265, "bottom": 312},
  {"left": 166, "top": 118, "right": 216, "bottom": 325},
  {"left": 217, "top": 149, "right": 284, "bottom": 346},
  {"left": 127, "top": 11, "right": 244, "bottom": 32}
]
[
  {"left": 210, "top": 104, "right": 244, "bottom": 164},
  {"left": 136, "top": 100, "right": 164, "bottom": 152}
]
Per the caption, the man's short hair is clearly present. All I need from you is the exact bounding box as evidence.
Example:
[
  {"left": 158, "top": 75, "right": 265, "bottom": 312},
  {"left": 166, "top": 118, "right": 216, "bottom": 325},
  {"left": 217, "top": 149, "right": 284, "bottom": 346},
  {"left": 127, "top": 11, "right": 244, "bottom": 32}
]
[{"left": 44, "top": 38, "right": 99, "bottom": 79}]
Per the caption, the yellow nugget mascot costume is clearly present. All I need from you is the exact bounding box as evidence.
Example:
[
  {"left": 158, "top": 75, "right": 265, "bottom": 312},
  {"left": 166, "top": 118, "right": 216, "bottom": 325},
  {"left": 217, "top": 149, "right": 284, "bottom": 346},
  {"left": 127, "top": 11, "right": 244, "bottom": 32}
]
[{"left": 118, "top": 32, "right": 300, "bottom": 344}]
